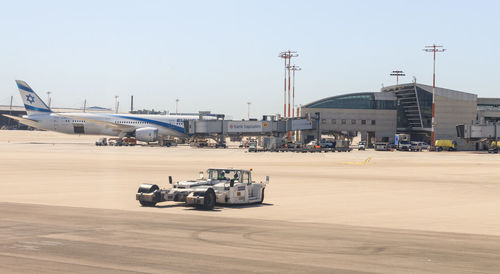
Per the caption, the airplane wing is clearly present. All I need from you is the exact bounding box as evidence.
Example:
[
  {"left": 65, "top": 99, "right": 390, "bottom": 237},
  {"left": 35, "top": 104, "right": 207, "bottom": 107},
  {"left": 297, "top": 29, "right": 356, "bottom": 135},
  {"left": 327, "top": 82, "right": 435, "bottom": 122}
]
[
  {"left": 2, "top": 114, "right": 41, "bottom": 128},
  {"left": 54, "top": 114, "right": 136, "bottom": 132}
]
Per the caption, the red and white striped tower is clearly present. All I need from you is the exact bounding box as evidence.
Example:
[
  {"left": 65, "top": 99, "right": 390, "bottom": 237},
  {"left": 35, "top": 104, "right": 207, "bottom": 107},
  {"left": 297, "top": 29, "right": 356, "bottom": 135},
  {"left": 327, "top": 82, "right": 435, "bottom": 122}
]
[
  {"left": 290, "top": 64, "right": 302, "bottom": 117},
  {"left": 282, "top": 55, "right": 287, "bottom": 117},
  {"left": 423, "top": 44, "right": 446, "bottom": 147},
  {"left": 288, "top": 57, "right": 291, "bottom": 118},
  {"left": 279, "top": 50, "right": 298, "bottom": 118}
]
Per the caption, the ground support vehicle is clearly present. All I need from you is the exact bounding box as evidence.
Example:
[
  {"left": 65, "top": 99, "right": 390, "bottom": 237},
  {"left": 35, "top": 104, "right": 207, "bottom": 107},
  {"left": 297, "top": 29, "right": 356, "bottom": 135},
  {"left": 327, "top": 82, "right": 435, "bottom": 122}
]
[
  {"left": 435, "top": 140, "right": 457, "bottom": 151},
  {"left": 305, "top": 140, "right": 318, "bottom": 149},
  {"left": 375, "top": 142, "right": 389, "bottom": 151},
  {"left": 410, "top": 141, "right": 423, "bottom": 152},
  {"left": 488, "top": 141, "right": 499, "bottom": 153},
  {"left": 248, "top": 141, "right": 258, "bottom": 152},
  {"left": 122, "top": 137, "right": 137, "bottom": 146},
  {"left": 398, "top": 140, "right": 411, "bottom": 151},
  {"left": 270, "top": 147, "right": 351, "bottom": 153},
  {"left": 95, "top": 138, "right": 107, "bottom": 146},
  {"left": 358, "top": 141, "right": 366, "bottom": 151},
  {"left": 318, "top": 139, "right": 335, "bottom": 148},
  {"left": 136, "top": 168, "right": 268, "bottom": 210},
  {"left": 418, "top": 142, "right": 430, "bottom": 150},
  {"left": 306, "top": 139, "right": 336, "bottom": 149},
  {"left": 215, "top": 142, "right": 227, "bottom": 148},
  {"left": 159, "top": 138, "right": 177, "bottom": 147},
  {"left": 283, "top": 142, "right": 300, "bottom": 149}
]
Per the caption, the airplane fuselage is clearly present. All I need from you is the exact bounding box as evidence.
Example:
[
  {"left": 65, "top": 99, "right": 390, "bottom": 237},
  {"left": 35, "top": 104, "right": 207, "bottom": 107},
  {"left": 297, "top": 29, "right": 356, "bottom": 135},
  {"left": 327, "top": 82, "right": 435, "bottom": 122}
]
[
  {"left": 12, "top": 80, "right": 212, "bottom": 140},
  {"left": 26, "top": 112, "right": 198, "bottom": 138}
]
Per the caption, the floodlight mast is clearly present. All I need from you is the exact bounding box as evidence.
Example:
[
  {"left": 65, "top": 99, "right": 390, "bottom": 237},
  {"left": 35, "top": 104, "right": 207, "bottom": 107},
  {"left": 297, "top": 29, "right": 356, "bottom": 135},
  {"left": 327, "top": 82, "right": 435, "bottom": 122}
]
[
  {"left": 114, "top": 95, "right": 119, "bottom": 114},
  {"left": 47, "top": 92, "right": 52, "bottom": 108},
  {"left": 289, "top": 64, "right": 302, "bottom": 117},
  {"left": 423, "top": 44, "right": 446, "bottom": 147},
  {"left": 390, "top": 70, "right": 405, "bottom": 86},
  {"left": 278, "top": 50, "right": 298, "bottom": 118},
  {"left": 247, "top": 102, "right": 251, "bottom": 119}
]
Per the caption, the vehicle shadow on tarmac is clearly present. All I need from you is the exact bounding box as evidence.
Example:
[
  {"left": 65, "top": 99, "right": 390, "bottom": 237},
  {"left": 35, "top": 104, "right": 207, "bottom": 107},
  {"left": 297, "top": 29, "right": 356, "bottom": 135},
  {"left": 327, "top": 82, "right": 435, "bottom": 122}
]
[
  {"left": 153, "top": 203, "right": 188, "bottom": 209},
  {"left": 145, "top": 202, "right": 274, "bottom": 212},
  {"left": 206, "top": 202, "right": 275, "bottom": 211},
  {"left": 219, "top": 202, "right": 274, "bottom": 209}
]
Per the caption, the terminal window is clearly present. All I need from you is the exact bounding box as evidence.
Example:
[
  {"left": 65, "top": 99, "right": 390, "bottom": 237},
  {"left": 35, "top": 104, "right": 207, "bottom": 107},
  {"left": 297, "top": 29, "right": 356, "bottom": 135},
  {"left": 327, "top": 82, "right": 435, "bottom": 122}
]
[
  {"left": 371, "top": 120, "right": 376, "bottom": 125},
  {"left": 361, "top": 120, "right": 366, "bottom": 125},
  {"left": 351, "top": 120, "right": 356, "bottom": 124},
  {"left": 341, "top": 119, "right": 346, "bottom": 125},
  {"left": 321, "top": 119, "right": 326, "bottom": 124},
  {"left": 331, "top": 119, "right": 336, "bottom": 124}
]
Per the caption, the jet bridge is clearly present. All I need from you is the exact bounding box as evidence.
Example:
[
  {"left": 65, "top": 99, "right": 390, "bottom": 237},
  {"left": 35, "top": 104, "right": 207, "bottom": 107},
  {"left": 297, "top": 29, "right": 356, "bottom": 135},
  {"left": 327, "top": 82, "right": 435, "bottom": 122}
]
[
  {"left": 457, "top": 123, "right": 499, "bottom": 141},
  {"left": 457, "top": 123, "right": 499, "bottom": 151},
  {"left": 184, "top": 118, "right": 313, "bottom": 137}
]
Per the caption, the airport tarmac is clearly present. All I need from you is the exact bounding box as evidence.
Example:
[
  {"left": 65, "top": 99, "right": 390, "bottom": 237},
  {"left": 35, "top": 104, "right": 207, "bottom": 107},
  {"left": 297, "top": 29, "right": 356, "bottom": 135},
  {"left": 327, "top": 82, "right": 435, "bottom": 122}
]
[
  {"left": 1, "top": 131, "right": 500, "bottom": 273},
  {"left": 2, "top": 202, "right": 500, "bottom": 273}
]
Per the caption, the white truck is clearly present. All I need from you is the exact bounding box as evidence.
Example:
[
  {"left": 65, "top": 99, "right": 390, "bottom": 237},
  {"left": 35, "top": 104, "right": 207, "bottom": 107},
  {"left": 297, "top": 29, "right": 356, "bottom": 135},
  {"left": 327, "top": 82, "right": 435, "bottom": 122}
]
[{"left": 136, "top": 168, "right": 268, "bottom": 210}]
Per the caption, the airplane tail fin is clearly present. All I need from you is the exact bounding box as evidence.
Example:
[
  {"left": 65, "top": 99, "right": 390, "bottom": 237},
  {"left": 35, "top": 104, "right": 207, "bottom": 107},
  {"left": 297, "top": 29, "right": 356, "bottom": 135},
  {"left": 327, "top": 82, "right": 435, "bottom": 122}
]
[{"left": 16, "top": 80, "right": 52, "bottom": 115}]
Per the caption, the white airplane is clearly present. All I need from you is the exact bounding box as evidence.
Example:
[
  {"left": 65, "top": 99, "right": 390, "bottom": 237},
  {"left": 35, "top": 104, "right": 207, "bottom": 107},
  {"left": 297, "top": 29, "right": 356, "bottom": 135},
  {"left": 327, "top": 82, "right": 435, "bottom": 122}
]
[{"left": 4, "top": 80, "right": 215, "bottom": 142}]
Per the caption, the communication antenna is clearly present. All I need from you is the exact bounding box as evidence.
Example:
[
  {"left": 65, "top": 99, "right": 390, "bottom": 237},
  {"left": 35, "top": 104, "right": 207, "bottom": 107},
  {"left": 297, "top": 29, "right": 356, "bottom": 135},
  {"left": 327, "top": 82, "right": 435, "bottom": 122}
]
[{"left": 423, "top": 44, "right": 446, "bottom": 146}]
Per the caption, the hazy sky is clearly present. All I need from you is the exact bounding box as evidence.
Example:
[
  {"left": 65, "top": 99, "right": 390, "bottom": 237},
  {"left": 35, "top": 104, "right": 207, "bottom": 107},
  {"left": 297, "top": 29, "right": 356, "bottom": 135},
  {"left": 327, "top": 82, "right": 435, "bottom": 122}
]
[{"left": 0, "top": 0, "right": 498, "bottom": 118}]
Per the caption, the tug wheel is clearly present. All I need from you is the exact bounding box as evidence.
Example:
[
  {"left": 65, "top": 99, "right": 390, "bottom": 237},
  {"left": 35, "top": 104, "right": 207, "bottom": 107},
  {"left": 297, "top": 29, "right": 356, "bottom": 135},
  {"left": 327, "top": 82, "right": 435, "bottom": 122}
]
[
  {"left": 137, "top": 184, "right": 159, "bottom": 193},
  {"left": 258, "top": 188, "right": 265, "bottom": 204},
  {"left": 137, "top": 184, "right": 159, "bottom": 207},
  {"left": 140, "top": 201, "right": 157, "bottom": 207},
  {"left": 203, "top": 188, "right": 216, "bottom": 210}
]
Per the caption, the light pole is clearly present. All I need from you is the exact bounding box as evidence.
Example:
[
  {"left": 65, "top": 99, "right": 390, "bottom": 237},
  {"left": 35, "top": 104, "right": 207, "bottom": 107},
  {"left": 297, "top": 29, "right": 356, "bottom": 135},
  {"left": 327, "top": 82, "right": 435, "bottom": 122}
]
[
  {"left": 8, "top": 95, "right": 13, "bottom": 127},
  {"left": 423, "top": 44, "right": 446, "bottom": 147},
  {"left": 176, "top": 98, "right": 179, "bottom": 114},
  {"left": 390, "top": 70, "right": 405, "bottom": 86},
  {"left": 247, "top": 102, "right": 251, "bottom": 119},
  {"left": 279, "top": 50, "right": 298, "bottom": 118},
  {"left": 47, "top": 92, "right": 52, "bottom": 108},
  {"left": 114, "top": 96, "right": 119, "bottom": 114},
  {"left": 289, "top": 65, "right": 301, "bottom": 117}
]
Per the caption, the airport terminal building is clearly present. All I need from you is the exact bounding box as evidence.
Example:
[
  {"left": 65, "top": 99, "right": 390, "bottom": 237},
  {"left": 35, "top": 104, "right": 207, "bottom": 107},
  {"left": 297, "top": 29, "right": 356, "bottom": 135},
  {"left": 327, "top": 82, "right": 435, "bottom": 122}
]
[{"left": 300, "top": 82, "right": 500, "bottom": 149}]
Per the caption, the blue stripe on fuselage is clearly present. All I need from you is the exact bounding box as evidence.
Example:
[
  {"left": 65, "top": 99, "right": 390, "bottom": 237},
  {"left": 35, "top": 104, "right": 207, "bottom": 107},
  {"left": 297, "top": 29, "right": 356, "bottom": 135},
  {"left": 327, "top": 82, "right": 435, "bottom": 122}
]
[
  {"left": 25, "top": 104, "right": 51, "bottom": 112},
  {"left": 111, "top": 115, "right": 185, "bottom": 133},
  {"left": 17, "top": 83, "right": 33, "bottom": 92}
]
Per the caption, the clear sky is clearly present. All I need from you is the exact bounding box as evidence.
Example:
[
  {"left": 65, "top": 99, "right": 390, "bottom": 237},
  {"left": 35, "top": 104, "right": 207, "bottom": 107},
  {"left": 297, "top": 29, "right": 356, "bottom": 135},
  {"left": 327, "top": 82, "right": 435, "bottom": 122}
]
[{"left": 0, "top": 0, "right": 498, "bottom": 118}]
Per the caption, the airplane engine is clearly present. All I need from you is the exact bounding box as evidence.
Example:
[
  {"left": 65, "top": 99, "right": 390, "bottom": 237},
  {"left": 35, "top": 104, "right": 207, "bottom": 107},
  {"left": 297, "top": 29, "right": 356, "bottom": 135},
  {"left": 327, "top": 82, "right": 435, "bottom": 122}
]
[{"left": 135, "top": 127, "right": 159, "bottom": 142}]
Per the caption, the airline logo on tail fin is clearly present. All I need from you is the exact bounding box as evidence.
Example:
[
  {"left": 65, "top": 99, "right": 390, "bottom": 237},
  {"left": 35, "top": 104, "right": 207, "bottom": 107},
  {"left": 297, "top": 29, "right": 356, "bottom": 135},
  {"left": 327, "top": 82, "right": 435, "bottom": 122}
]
[{"left": 16, "top": 80, "right": 52, "bottom": 114}]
